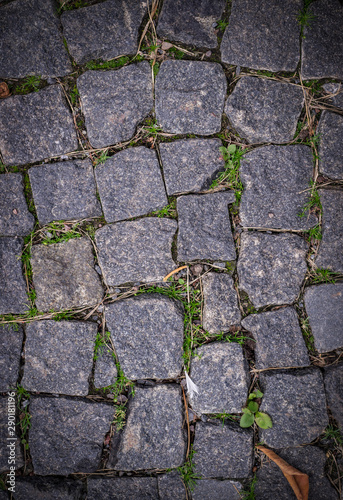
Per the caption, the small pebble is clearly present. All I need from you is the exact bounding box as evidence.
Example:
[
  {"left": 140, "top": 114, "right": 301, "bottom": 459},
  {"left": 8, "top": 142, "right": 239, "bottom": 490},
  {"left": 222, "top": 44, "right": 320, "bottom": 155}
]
[
  {"left": 95, "top": 264, "right": 102, "bottom": 275},
  {"left": 59, "top": 155, "right": 69, "bottom": 160}
]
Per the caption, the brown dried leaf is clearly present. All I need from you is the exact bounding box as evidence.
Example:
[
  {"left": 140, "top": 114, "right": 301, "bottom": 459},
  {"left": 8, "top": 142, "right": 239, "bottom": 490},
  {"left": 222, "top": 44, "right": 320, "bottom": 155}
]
[{"left": 0, "top": 82, "right": 10, "bottom": 98}]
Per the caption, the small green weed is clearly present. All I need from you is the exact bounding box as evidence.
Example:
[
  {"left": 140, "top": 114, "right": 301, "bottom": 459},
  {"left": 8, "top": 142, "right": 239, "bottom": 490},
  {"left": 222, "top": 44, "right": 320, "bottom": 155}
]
[
  {"left": 216, "top": 19, "right": 229, "bottom": 31},
  {"left": 94, "top": 149, "right": 110, "bottom": 165},
  {"left": 142, "top": 118, "right": 163, "bottom": 139},
  {"left": 69, "top": 85, "right": 79, "bottom": 106},
  {"left": 311, "top": 268, "right": 342, "bottom": 284},
  {"left": 241, "top": 475, "right": 257, "bottom": 500},
  {"left": 58, "top": 0, "right": 89, "bottom": 13},
  {"left": 113, "top": 404, "right": 127, "bottom": 431},
  {"left": 306, "top": 223, "right": 322, "bottom": 242},
  {"left": 41, "top": 221, "right": 82, "bottom": 245},
  {"left": 300, "top": 317, "right": 315, "bottom": 352},
  {"left": 107, "top": 364, "right": 135, "bottom": 431},
  {"left": 297, "top": 0, "right": 316, "bottom": 38},
  {"left": 167, "top": 46, "right": 185, "bottom": 59},
  {"left": 298, "top": 181, "right": 322, "bottom": 218},
  {"left": 177, "top": 446, "right": 201, "bottom": 492},
  {"left": 16, "top": 75, "right": 42, "bottom": 94},
  {"left": 209, "top": 413, "right": 239, "bottom": 426},
  {"left": 323, "top": 425, "right": 343, "bottom": 446},
  {"left": 85, "top": 56, "right": 130, "bottom": 71},
  {"left": 211, "top": 144, "right": 245, "bottom": 203},
  {"left": 16, "top": 385, "right": 31, "bottom": 451},
  {"left": 94, "top": 330, "right": 112, "bottom": 361},
  {"left": 240, "top": 390, "right": 272, "bottom": 429},
  {"left": 254, "top": 70, "right": 275, "bottom": 78},
  {"left": 151, "top": 200, "right": 177, "bottom": 219}
]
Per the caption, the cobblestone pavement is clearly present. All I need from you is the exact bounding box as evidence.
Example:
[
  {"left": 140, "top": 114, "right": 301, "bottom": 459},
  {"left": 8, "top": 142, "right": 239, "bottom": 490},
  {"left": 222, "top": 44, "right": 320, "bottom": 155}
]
[{"left": 0, "top": 0, "right": 343, "bottom": 498}]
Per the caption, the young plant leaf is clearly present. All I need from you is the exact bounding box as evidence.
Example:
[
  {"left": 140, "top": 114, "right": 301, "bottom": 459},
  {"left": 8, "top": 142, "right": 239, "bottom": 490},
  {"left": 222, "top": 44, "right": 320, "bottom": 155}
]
[
  {"left": 247, "top": 401, "right": 259, "bottom": 413},
  {"left": 255, "top": 411, "right": 273, "bottom": 429},
  {"left": 240, "top": 410, "right": 254, "bottom": 428},
  {"left": 254, "top": 389, "right": 264, "bottom": 398},
  {"left": 248, "top": 392, "right": 257, "bottom": 400},
  {"left": 227, "top": 144, "right": 237, "bottom": 154}
]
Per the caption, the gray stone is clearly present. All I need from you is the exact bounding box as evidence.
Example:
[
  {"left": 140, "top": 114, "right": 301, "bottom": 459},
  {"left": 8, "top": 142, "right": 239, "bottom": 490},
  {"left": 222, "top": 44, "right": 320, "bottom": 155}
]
[
  {"left": 177, "top": 192, "right": 236, "bottom": 262},
  {"left": 87, "top": 477, "right": 159, "bottom": 500},
  {"left": 237, "top": 233, "right": 308, "bottom": 308},
  {"left": 31, "top": 237, "right": 104, "bottom": 312},
  {"left": 318, "top": 109, "right": 343, "bottom": 180},
  {"left": 105, "top": 294, "right": 184, "bottom": 380},
  {"left": 193, "top": 480, "right": 242, "bottom": 500},
  {"left": 259, "top": 369, "right": 329, "bottom": 448},
  {"left": 316, "top": 190, "right": 343, "bottom": 272},
  {"left": 304, "top": 283, "right": 343, "bottom": 353},
  {"left": 29, "top": 397, "right": 113, "bottom": 475},
  {"left": 95, "top": 147, "right": 167, "bottom": 223},
  {"left": 324, "top": 363, "right": 343, "bottom": 431},
  {"left": 301, "top": 0, "right": 343, "bottom": 80},
  {"left": 239, "top": 145, "right": 316, "bottom": 230},
  {"left": 15, "top": 477, "right": 84, "bottom": 500},
  {"left": 157, "top": 0, "right": 226, "bottom": 48},
  {"left": 61, "top": 0, "right": 146, "bottom": 64},
  {"left": 22, "top": 320, "right": 96, "bottom": 395},
  {"left": 255, "top": 446, "right": 336, "bottom": 500},
  {"left": 323, "top": 83, "right": 343, "bottom": 110},
  {"left": 193, "top": 421, "right": 253, "bottom": 478},
  {"left": 29, "top": 160, "right": 101, "bottom": 225},
  {"left": 190, "top": 343, "right": 249, "bottom": 414},
  {"left": 202, "top": 273, "right": 241, "bottom": 333},
  {"left": 225, "top": 77, "right": 304, "bottom": 144},
  {"left": 0, "top": 85, "right": 78, "bottom": 166},
  {"left": 220, "top": 0, "right": 301, "bottom": 72},
  {"left": 94, "top": 349, "right": 117, "bottom": 389},
  {"left": 0, "top": 174, "right": 34, "bottom": 236},
  {"left": 0, "top": 324, "right": 23, "bottom": 391},
  {"left": 0, "top": 397, "right": 24, "bottom": 473},
  {"left": 159, "top": 138, "right": 225, "bottom": 196},
  {"left": 157, "top": 472, "right": 186, "bottom": 500},
  {"left": 0, "top": 237, "right": 28, "bottom": 314},
  {"left": 241, "top": 308, "right": 310, "bottom": 369},
  {"left": 95, "top": 218, "right": 177, "bottom": 286},
  {"left": 77, "top": 63, "right": 153, "bottom": 148},
  {"left": 108, "top": 385, "right": 186, "bottom": 470},
  {"left": 0, "top": 0, "right": 72, "bottom": 79},
  {"left": 155, "top": 60, "right": 227, "bottom": 135}
]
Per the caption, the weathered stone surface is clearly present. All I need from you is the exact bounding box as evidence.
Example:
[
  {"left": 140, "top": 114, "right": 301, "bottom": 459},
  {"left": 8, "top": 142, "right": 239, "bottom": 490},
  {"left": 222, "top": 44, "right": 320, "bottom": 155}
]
[
  {"left": 318, "top": 109, "right": 343, "bottom": 180},
  {"left": 157, "top": 472, "right": 186, "bottom": 500},
  {"left": 202, "top": 273, "right": 241, "bottom": 333},
  {"left": 193, "top": 421, "right": 253, "bottom": 478},
  {"left": 77, "top": 63, "right": 152, "bottom": 148},
  {"left": 0, "top": 237, "right": 28, "bottom": 314},
  {"left": 31, "top": 237, "right": 104, "bottom": 312},
  {"left": 0, "top": 324, "right": 23, "bottom": 391},
  {"left": 22, "top": 320, "right": 96, "bottom": 395},
  {"left": 0, "top": 173, "right": 34, "bottom": 236},
  {"left": 105, "top": 295, "right": 184, "bottom": 380},
  {"left": 29, "top": 397, "right": 113, "bottom": 475},
  {"left": 242, "top": 308, "right": 309, "bottom": 369},
  {"left": 109, "top": 385, "right": 186, "bottom": 470},
  {"left": 94, "top": 349, "right": 117, "bottom": 389},
  {"left": 88, "top": 477, "right": 159, "bottom": 500},
  {"left": 0, "top": 86, "right": 78, "bottom": 166},
  {"left": 157, "top": 0, "right": 226, "bottom": 48},
  {"left": 0, "top": 0, "right": 71, "bottom": 79},
  {"left": 193, "top": 480, "right": 242, "bottom": 500},
  {"left": 190, "top": 343, "right": 249, "bottom": 414},
  {"left": 304, "top": 283, "right": 343, "bottom": 353},
  {"left": 239, "top": 145, "right": 316, "bottom": 230},
  {"left": 301, "top": 0, "right": 343, "bottom": 80},
  {"left": 220, "top": 0, "right": 301, "bottom": 72},
  {"left": 255, "top": 446, "right": 336, "bottom": 500},
  {"left": 0, "top": 397, "right": 24, "bottom": 473},
  {"left": 15, "top": 477, "right": 84, "bottom": 500},
  {"left": 177, "top": 192, "right": 236, "bottom": 262},
  {"left": 95, "top": 147, "right": 167, "bottom": 223},
  {"left": 95, "top": 218, "right": 177, "bottom": 286},
  {"left": 155, "top": 60, "right": 227, "bottom": 135},
  {"left": 323, "top": 83, "right": 343, "bottom": 110},
  {"left": 61, "top": 0, "right": 146, "bottom": 64},
  {"left": 159, "top": 138, "right": 225, "bottom": 196},
  {"left": 259, "top": 369, "right": 329, "bottom": 448},
  {"left": 29, "top": 160, "right": 101, "bottom": 225},
  {"left": 324, "top": 363, "right": 343, "bottom": 431},
  {"left": 316, "top": 190, "right": 343, "bottom": 272},
  {"left": 225, "top": 77, "right": 304, "bottom": 143},
  {"left": 237, "top": 233, "right": 308, "bottom": 308}
]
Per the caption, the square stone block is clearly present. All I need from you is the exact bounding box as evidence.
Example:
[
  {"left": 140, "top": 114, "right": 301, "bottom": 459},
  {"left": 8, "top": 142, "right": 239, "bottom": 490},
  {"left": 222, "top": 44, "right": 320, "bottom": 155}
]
[
  {"left": 29, "top": 397, "right": 114, "bottom": 475},
  {"left": 239, "top": 145, "right": 316, "bottom": 230},
  {"left": 241, "top": 308, "right": 309, "bottom": 369},
  {"left": 193, "top": 480, "right": 242, "bottom": 500},
  {"left": 31, "top": 237, "right": 104, "bottom": 312},
  {"left": 0, "top": 397, "right": 24, "bottom": 473},
  {"left": 0, "top": 324, "right": 24, "bottom": 392},
  {"left": 324, "top": 363, "right": 343, "bottom": 431},
  {"left": 177, "top": 192, "right": 236, "bottom": 262},
  {"left": 95, "top": 147, "right": 167, "bottom": 223},
  {"left": 15, "top": 477, "right": 84, "bottom": 500},
  {"left": 155, "top": 60, "right": 227, "bottom": 135},
  {"left": 237, "top": 232, "right": 308, "bottom": 308},
  {"left": 304, "top": 283, "right": 343, "bottom": 353},
  {"left": 108, "top": 385, "right": 186, "bottom": 470},
  {"left": 259, "top": 369, "right": 329, "bottom": 448},
  {"left": 0, "top": 0, "right": 72, "bottom": 79},
  {"left": 0, "top": 85, "right": 78, "bottom": 166},
  {"left": 159, "top": 138, "right": 225, "bottom": 196},
  {"left": 29, "top": 160, "right": 101, "bottom": 225},
  {"left": 0, "top": 237, "right": 28, "bottom": 314},
  {"left": 95, "top": 218, "right": 177, "bottom": 286},
  {"left": 0, "top": 173, "right": 34, "bottom": 236},
  {"left": 193, "top": 421, "right": 253, "bottom": 478},
  {"left": 87, "top": 477, "right": 159, "bottom": 500},
  {"left": 22, "top": 320, "right": 97, "bottom": 395},
  {"left": 61, "top": 0, "right": 146, "bottom": 64},
  {"left": 190, "top": 343, "right": 249, "bottom": 414},
  {"left": 105, "top": 294, "right": 184, "bottom": 380},
  {"left": 316, "top": 190, "right": 343, "bottom": 273},
  {"left": 77, "top": 62, "right": 153, "bottom": 148}
]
